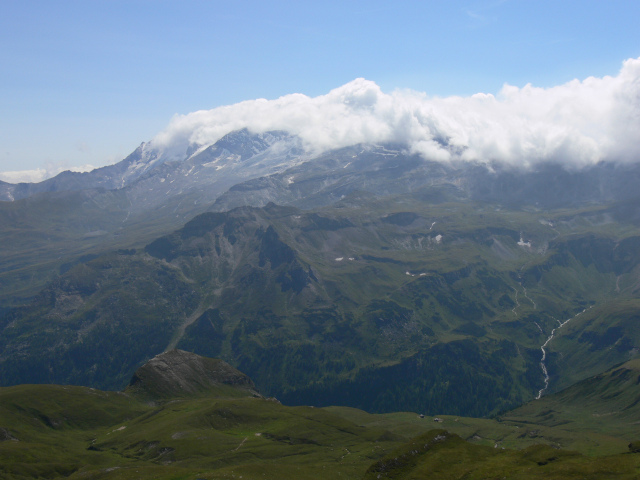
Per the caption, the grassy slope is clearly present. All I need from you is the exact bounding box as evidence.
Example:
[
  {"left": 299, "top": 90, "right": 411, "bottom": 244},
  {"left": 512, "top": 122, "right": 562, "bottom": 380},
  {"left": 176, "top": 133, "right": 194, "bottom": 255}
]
[
  {"left": 0, "top": 384, "right": 407, "bottom": 480},
  {"left": 2, "top": 379, "right": 640, "bottom": 479},
  {"left": 548, "top": 299, "right": 640, "bottom": 392},
  {"left": 502, "top": 358, "right": 640, "bottom": 452},
  {"left": 0, "top": 187, "right": 210, "bottom": 306},
  {"left": 0, "top": 384, "right": 148, "bottom": 479},
  {"left": 362, "top": 430, "right": 640, "bottom": 480}
]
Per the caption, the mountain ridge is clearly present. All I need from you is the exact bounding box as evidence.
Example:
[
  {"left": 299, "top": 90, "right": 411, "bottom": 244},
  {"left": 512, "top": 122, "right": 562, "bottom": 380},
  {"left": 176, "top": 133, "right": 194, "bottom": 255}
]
[{"left": 3, "top": 193, "right": 640, "bottom": 417}]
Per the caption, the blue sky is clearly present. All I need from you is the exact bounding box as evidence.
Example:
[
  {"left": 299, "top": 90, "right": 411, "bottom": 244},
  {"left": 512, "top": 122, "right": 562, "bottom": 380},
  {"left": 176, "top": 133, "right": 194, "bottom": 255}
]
[{"left": 1, "top": 0, "right": 639, "bottom": 180}]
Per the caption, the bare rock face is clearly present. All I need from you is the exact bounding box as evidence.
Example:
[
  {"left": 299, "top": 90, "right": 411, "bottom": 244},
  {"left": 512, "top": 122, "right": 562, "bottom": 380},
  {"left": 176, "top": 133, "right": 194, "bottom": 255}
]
[
  {"left": 0, "top": 427, "right": 18, "bottom": 442},
  {"left": 126, "top": 349, "right": 260, "bottom": 400}
]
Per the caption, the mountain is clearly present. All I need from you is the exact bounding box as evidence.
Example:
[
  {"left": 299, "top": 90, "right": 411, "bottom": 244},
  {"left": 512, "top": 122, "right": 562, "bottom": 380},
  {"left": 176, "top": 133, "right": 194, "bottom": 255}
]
[
  {"left": 3, "top": 189, "right": 640, "bottom": 418},
  {"left": 0, "top": 143, "right": 149, "bottom": 202},
  {"left": 3, "top": 125, "right": 640, "bottom": 420},
  {"left": 0, "top": 129, "right": 303, "bottom": 203},
  {"left": 212, "top": 144, "right": 640, "bottom": 212},
  {"left": 5, "top": 133, "right": 640, "bottom": 309},
  {"left": 6, "top": 130, "right": 640, "bottom": 212},
  {"left": 0, "top": 129, "right": 304, "bottom": 304}
]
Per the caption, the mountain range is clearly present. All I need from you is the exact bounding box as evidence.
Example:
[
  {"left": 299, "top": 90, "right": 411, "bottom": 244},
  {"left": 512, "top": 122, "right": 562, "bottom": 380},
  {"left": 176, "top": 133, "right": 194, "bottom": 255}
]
[{"left": 2, "top": 127, "right": 640, "bottom": 421}]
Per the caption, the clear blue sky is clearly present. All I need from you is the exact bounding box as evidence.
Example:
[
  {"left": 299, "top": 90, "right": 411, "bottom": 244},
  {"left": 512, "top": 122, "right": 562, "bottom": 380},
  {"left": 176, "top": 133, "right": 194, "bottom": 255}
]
[{"left": 1, "top": 0, "right": 639, "bottom": 176}]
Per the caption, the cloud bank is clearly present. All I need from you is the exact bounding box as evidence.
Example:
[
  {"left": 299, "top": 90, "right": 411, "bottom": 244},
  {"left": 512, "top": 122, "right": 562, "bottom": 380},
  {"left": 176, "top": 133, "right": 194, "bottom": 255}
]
[
  {"left": 0, "top": 164, "right": 96, "bottom": 184},
  {"left": 152, "top": 57, "right": 640, "bottom": 169}
]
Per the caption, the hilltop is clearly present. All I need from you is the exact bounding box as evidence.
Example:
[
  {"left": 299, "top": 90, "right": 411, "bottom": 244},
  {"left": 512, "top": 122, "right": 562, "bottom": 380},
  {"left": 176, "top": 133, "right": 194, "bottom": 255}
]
[{"left": 126, "top": 349, "right": 261, "bottom": 400}]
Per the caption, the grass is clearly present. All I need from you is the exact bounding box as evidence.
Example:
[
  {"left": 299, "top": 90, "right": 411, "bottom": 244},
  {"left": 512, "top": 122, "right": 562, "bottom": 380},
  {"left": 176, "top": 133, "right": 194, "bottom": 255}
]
[
  {"left": 0, "top": 385, "right": 404, "bottom": 479},
  {"left": 3, "top": 353, "right": 640, "bottom": 478},
  {"left": 362, "top": 430, "right": 640, "bottom": 480}
]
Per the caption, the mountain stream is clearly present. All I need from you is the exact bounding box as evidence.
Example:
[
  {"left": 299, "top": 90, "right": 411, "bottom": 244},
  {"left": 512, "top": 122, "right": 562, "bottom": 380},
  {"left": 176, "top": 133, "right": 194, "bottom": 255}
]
[{"left": 536, "top": 306, "right": 593, "bottom": 399}]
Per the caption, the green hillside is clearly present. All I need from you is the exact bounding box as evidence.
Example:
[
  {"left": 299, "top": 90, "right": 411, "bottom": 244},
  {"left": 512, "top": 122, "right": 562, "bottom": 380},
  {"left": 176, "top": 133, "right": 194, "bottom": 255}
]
[
  {"left": 501, "top": 358, "right": 640, "bottom": 452},
  {"left": 362, "top": 430, "right": 640, "bottom": 480},
  {"left": 3, "top": 196, "right": 640, "bottom": 417},
  {"left": 3, "top": 352, "right": 640, "bottom": 479}
]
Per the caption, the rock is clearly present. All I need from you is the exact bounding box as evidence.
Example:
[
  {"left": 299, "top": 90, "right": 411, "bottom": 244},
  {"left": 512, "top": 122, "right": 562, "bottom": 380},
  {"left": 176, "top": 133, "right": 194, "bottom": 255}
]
[
  {"left": 0, "top": 427, "right": 18, "bottom": 442},
  {"left": 126, "top": 349, "right": 261, "bottom": 400}
]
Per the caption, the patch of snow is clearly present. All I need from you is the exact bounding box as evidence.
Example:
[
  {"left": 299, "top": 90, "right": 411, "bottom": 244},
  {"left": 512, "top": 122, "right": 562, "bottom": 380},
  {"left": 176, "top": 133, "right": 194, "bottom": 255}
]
[
  {"left": 429, "top": 222, "right": 436, "bottom": 230},
  {"left": 160, "top": 178, "right": 166, "bottom": 183},
  {"left": 335, "top": 257, "right": 344, "bottom": 261},
  {"left": 435, "top": 234, "right": 442, "bottom": 244},
  {"left": 287, "top": 176, "right": 295, "bottom": 184},
  {"left": 185, "top": 143, "right": 210, "bottom": 160},
  {"left": 517, "top": 237, "right": 531, "bottom": 247},
  {"left": 348, "top": 257, "right": 355, "bottom": 261}
]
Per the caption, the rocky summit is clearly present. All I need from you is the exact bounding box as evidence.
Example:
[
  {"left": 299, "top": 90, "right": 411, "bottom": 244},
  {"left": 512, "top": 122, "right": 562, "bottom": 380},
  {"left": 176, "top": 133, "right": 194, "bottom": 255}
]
[{"left": 126, "top": 349, "right": 261, "bottom": 400}]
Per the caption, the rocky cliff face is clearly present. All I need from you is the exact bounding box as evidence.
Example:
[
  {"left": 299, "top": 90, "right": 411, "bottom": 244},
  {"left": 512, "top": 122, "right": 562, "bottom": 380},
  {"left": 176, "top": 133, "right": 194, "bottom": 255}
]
[{"left": 127, "top": 349, "right": 260, "bottom": 400}]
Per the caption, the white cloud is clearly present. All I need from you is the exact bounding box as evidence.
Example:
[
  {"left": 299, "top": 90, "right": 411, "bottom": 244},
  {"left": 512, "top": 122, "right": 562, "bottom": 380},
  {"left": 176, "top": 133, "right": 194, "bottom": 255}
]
[
  {"left": 0, "top": 169, "right": 49, "bottom": 184},
  {"left": 151, "top": 57, "right": 640, "bottom": 169},
  {"left": 0, "top": 163, "right": 96, "bottom": 184}
]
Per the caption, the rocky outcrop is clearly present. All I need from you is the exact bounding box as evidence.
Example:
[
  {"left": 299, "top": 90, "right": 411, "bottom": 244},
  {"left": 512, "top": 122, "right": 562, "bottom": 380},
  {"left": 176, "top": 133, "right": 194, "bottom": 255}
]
[
  {"left": 0, "top": 427, "right": 18, "bottom": 442},
  {"left": 126, "top": 349, "right": 260, "bottom": 400}
]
